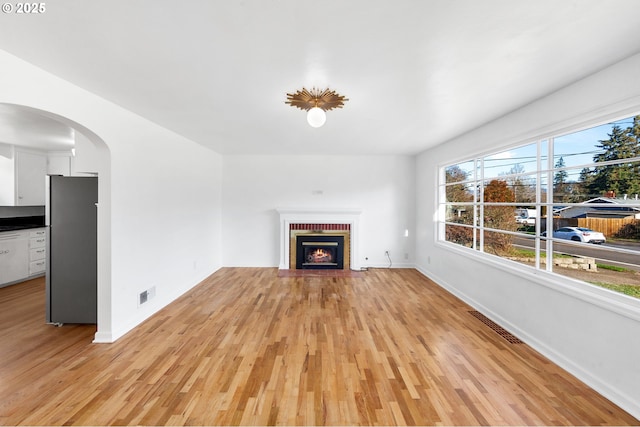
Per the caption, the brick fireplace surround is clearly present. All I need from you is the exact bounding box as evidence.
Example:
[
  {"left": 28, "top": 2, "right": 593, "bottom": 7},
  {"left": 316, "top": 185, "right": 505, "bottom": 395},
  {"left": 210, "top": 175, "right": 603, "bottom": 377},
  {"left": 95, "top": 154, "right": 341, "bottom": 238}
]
[
  {"left": 277, "top": 208, "right": 362, "bottom": 271},
  {"left": 290, "top": 224, "right": 349, "bottom": 270}
]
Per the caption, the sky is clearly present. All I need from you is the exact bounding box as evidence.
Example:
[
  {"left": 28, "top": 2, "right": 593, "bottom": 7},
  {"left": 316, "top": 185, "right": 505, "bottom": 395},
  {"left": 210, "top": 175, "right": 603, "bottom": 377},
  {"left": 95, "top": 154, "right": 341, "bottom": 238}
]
[{"left": 479, "top": 115, "right": 637, "bottom": 182}]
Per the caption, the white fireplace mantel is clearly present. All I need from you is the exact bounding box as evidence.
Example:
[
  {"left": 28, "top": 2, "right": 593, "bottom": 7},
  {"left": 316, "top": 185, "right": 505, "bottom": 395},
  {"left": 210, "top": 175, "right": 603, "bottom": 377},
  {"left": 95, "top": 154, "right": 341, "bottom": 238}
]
[{"left": 277, "top": 208, "right": 362, "bottom": 270}]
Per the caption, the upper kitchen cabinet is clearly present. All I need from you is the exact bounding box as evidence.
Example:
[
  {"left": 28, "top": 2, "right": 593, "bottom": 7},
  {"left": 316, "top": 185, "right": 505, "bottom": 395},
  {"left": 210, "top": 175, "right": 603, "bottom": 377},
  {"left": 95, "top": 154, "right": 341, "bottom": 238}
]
[
  {"left": 0, "top": 145, "right": 47, "bottom": 206},
  {"left": 15, "top": 150, "right": 47, "bottom": 205}
]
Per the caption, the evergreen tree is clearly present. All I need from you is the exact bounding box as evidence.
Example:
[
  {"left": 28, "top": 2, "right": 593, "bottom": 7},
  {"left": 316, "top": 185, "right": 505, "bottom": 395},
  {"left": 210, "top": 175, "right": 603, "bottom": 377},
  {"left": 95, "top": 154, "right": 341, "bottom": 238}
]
[
  {"left": 554, "top": 157, "right": 569, "bottom": 201},
  {"left": 630, "top": 115, "right": 640, "bottom": 194},
  {"left": 575, "top": 167, "right": 596, "bottom": 200},
  {"left": 588, "top": 118, "right": 640, "bottom": 197}
]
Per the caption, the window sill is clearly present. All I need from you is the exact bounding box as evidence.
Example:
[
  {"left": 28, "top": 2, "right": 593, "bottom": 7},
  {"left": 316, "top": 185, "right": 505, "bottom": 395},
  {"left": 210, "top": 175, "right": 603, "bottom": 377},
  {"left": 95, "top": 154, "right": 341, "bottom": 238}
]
[{"left": 436, "top": 240, "right": 640, "bottom": 323}]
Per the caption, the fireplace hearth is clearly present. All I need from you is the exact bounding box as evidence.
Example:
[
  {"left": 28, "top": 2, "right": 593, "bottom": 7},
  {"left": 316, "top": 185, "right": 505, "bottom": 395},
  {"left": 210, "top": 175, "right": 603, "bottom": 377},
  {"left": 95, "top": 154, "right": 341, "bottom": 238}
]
[{"left": 296, "top": 235, "right": 344, "bottom": 270}]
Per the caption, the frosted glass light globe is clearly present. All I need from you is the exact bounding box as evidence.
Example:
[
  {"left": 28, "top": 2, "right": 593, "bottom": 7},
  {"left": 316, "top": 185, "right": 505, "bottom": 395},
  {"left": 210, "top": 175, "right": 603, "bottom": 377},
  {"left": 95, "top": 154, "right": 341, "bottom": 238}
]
[{"left": 306, "top": 107, "right": 326, "bottom": 128}]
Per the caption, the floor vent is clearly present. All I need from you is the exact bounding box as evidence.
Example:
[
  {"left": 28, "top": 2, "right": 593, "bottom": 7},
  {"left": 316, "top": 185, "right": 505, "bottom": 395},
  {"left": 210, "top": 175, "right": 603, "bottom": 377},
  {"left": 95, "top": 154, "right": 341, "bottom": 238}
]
[{"left": 468, "top": 311, "right": 523, "bottom": 344}]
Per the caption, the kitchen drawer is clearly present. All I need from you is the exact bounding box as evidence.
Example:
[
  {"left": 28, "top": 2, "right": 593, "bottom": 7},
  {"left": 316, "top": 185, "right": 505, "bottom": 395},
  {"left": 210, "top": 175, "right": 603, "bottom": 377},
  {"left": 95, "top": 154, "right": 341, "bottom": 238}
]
[
  {"left": 30, "top": 247, "right": 46, "bottom": 261},
  {"left": 30, "top": 236, "right": 46, "bottom": 248},
  {"left": 29, "top": 259, "right": 46, "bottom": 275},
  {"left": 29, "top": 229, "right": 46, "bottom": 238}
]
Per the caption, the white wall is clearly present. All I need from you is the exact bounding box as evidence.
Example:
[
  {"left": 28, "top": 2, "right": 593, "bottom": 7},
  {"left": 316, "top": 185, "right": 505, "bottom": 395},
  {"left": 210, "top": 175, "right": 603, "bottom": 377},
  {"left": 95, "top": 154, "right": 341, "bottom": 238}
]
[
  {"left": 109, "top": 127, "right": 222, "bottom": 340},
  {"left": 222, "top": 155, "right": 415, "bottom": 268},
  {"left": 47, "top": 152, "right": 71, "bottom": 176},
  {"left": 0, "top": 50, "right": 224, "bottom": 342},
  {"left": 416, "top": 53, "right": 640, "bottom": 419}
]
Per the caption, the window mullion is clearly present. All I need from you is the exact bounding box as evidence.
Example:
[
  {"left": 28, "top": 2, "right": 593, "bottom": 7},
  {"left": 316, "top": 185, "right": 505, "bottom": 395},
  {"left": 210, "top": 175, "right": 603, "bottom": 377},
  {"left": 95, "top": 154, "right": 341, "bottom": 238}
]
[
  {"left": 534, "top": 140, "right": 541, "bottom": 269},
  {"left": 546, "top": 138, "right": 554, "bottom": 272},
  {"left": 477, "top": 158, "right": 483, "bottom": 252}
]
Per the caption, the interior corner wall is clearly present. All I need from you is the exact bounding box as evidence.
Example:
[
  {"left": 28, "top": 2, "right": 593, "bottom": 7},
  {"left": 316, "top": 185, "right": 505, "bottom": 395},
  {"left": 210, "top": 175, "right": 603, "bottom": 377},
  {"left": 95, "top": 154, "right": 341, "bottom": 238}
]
[
  {"left": 415, "top": 52, "right": 640, "bottom": 419},
  {"left": 0, "top": 49, "right": 224, "bottom": 342},
  {"left": 221, "top": 154, "right": 416, "bottom": 269}
]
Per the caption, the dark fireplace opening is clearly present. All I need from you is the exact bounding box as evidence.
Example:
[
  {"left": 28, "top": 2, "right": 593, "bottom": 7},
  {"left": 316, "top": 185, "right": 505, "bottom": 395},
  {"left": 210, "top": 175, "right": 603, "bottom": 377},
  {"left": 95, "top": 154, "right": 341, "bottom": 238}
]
[{"left": 296, "top": 235, "right": 344, "bottom": 270}]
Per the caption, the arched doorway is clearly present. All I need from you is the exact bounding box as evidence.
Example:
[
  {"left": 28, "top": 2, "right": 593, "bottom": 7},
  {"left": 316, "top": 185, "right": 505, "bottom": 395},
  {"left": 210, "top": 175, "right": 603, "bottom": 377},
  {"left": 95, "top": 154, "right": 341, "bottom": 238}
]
[{"left": 0, "top": 103, "right": 111, "bottom": 341}]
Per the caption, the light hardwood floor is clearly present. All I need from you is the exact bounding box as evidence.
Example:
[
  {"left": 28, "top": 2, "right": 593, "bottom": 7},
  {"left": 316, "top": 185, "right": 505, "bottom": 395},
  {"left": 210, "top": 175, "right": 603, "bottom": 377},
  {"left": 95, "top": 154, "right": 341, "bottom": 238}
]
[{"left": 0, "top": 268, "right": 637, "bottom": 425}]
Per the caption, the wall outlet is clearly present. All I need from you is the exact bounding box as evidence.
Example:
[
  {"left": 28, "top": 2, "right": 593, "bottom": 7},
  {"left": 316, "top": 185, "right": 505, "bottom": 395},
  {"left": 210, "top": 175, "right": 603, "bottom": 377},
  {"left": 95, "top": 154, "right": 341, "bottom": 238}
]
[{"left": 385, "top": 250, "right": 389, "bottom": 256}]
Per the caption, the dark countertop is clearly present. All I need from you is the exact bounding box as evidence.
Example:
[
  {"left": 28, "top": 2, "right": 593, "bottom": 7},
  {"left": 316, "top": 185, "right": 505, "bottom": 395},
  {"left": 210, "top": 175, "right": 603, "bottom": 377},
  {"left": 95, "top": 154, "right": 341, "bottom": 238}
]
[
  {"left": 0, "top": 215, "right": 46, "bottom": 233},
  {"left": 0, "top": 224, "right": 46, "bottom": 232}
]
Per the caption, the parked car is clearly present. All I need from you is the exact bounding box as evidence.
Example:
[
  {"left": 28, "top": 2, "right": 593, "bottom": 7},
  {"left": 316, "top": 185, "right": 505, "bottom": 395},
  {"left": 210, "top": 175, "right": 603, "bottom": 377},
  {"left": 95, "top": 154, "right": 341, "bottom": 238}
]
[
  {"left": 515, "top": 209, "right": 537, "bottom": 224},
  {"left": 516, "top": 215, "right": 535, "bottom": 225},
  {"left": 542, "top": 227, "right": 606, "bottom": 244}
]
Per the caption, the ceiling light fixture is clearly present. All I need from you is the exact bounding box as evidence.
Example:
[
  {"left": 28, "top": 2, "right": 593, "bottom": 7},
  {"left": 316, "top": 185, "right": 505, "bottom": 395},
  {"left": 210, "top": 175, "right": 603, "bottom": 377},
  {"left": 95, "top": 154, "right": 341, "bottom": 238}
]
[{"left": 286, "top": 87, "right": 348, "bottom": 128}]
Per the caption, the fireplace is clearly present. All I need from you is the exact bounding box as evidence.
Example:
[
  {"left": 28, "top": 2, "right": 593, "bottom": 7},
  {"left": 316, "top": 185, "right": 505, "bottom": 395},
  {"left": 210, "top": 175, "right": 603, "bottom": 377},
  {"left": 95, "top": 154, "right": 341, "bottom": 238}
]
[
  {"left": 277, "top": 208, "right": 361, "bottom": 271},
  {"left": 296, "top": 235, "right": 344, "bottom": 270},
  {"left": 288, "top": 224, "right": 350, "bottom": 270}
]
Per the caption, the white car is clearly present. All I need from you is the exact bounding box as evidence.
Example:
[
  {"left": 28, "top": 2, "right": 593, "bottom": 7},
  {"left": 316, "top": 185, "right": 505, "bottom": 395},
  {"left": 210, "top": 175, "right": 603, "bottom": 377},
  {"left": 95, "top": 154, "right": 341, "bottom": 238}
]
[
  {"left": 544, "top": 227, "right": 606, "bottom": 244},
  {"left": 516, "top": 216, "right": 535, "bottom": 225}
]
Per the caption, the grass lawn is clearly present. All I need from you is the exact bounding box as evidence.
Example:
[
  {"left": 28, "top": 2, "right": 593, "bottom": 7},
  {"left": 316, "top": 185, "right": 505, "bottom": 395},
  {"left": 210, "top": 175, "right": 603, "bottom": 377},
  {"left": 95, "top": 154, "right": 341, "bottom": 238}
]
[
  {"left": 589, "top": 282, "right": 640, "bottom": 298},
  {"left": 508, "top": 247, "right": 640, "bottom": 299},
  {"left": 597, "top": 264, "right": 630, "bottom": 272},
  {"left": 509, "top": 248, "right": 572, "bottom": 259}
]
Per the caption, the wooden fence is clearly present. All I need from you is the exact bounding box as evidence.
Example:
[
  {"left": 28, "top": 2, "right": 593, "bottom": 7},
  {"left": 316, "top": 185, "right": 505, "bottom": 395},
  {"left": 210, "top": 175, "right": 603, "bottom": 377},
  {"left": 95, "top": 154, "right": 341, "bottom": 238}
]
[{"left": 577, "top": 217, "right": 637, "bottom": 237}]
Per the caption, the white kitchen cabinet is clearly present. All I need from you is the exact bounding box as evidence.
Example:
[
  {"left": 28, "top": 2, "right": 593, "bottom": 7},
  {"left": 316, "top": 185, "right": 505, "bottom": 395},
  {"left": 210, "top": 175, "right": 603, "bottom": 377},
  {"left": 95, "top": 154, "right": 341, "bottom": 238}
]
[
  {"left": 0, "top": 147, "right": 47, "bottom": 206},
  {"left": 29, "top": 229, "right": 46, "bottom": 247},
  {"left": 30, "top": 246, "right": 46, "bottom": 260},
  {"left": 0, "top": 228, "right": 46, "bottom": 287},
  {"left": 29, "top": 258, "right": 46, "bottom": 276},
  {"left": 0, "top": 145, "right": 15, "bottom": 205},
  {"left": 15, "top": 150, "right": 47, "bottom": 205},
  {"left": 28, "top": 228, "right": 46, "bottom": 275},
  {"left": 0, "top": 231, "right": 29, "bottom": 286}
]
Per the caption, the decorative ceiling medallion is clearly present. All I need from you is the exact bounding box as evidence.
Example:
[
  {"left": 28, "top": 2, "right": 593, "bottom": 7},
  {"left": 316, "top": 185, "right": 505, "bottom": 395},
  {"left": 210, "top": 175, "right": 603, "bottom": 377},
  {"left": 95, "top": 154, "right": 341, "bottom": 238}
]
[{"left": 285, "top": 87, "right": 348, "bottom": 111}]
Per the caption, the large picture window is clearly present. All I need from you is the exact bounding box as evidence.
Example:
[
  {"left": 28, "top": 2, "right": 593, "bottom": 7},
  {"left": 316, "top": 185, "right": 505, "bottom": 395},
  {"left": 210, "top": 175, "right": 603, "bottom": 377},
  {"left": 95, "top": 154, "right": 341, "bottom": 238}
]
[{"left": 439, "top": 115, "right": 640, "bottom": 299}]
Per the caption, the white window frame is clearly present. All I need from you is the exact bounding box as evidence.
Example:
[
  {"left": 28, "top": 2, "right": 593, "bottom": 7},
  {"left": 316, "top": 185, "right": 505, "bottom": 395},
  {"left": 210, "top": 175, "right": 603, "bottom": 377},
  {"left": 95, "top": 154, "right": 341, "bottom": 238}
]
[{"left": 437, "top": 113, "right": 640, "bottom": 311}]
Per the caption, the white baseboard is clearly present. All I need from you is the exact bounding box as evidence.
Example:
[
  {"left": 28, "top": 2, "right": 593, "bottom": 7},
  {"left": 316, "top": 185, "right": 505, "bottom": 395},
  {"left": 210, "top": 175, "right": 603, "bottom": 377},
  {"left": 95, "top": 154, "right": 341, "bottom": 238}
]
[
  {"left": 359, "top": 262, "right": 415, "bottom": 269},
  {"left": 92, "top": 331, "right": 114, "bottom": 343}
]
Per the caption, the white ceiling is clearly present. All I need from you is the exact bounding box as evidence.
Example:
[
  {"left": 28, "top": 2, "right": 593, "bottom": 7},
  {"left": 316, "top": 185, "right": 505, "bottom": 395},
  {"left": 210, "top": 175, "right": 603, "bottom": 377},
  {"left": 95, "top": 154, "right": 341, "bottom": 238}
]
[
  {"left": 1, "top": 0, "right": 640, "bottom": 155},
  {"left": 0, "top": 104, "right": 75, "bottom": 151}
]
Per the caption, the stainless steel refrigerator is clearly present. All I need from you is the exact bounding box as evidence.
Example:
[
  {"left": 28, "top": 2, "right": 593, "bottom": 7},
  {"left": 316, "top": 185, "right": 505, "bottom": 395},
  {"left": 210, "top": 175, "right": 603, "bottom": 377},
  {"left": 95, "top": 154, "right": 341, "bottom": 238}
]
[{"left": 45, "top": 175, "right": 98, "bottom": 325}]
